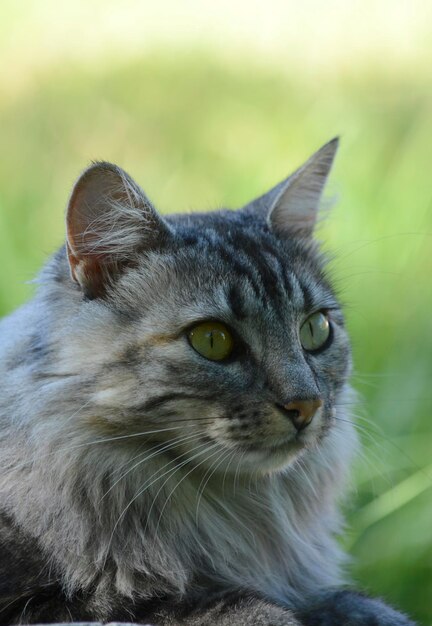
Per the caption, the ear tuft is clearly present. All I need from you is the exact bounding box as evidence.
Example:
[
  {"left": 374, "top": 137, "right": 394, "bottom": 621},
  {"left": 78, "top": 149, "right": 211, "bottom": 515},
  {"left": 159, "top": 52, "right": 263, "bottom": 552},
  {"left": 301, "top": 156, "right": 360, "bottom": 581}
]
[{"left": 66, "top": 162, "right": 171, "bottom": 298}]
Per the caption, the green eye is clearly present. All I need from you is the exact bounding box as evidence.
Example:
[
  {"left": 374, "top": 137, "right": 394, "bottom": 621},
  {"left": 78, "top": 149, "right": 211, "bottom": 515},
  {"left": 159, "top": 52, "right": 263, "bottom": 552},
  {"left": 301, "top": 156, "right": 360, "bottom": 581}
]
[
  {"left": 188, "top": 321, "right": 234, "bottom": 361},
  {"left": 300, "top": 312, "right": 330, "bottom": 352}
]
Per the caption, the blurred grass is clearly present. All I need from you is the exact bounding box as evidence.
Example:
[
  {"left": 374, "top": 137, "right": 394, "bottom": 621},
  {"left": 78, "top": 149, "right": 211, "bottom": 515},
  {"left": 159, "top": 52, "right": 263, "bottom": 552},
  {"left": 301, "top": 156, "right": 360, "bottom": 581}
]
[{"left": 0, "top": 42, "right": 431, "bottom": 625}]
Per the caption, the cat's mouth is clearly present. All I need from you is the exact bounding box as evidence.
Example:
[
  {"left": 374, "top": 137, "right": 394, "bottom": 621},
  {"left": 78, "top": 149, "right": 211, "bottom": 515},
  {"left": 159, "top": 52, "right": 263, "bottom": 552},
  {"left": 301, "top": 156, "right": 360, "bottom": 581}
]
[{"left": 191, "top": 402, "right": 327, "bottom": 472}]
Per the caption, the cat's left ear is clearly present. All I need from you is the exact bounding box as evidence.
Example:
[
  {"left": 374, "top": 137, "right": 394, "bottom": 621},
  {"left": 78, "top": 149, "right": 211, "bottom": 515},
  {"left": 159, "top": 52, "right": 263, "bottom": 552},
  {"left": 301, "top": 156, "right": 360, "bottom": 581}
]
[
  {"left": 66, "top": 162, "right": 172, "bottom": 298},
  {"left": 244, "top": 138, "right": 339, "bottom": 237}
]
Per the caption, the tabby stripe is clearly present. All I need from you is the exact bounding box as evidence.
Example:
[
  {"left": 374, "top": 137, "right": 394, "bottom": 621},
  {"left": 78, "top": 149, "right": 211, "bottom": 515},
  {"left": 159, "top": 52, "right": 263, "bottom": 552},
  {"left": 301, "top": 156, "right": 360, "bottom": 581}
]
[
  {"left": 225, "top": 230, "right": 285, "bottom": 307},
  {"left": 139, "top": 392, "right": 213, "bottom": 413},
  {"left": 216, "top": 242, "right": 264, "bottom": 302},
  {"left": 299, "top": 278, "right": 315, "bottom": 311},
  {"left": 227, "top": 284, "right": 247, "bottom": 320},
  {"left": 257, "top": 239, "right": 294, "bottom": 300}
]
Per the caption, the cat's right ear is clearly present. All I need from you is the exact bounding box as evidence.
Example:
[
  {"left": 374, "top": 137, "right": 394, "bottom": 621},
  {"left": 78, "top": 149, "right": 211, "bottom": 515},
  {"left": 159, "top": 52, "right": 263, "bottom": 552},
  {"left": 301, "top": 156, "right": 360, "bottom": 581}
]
[
  {"left": 243, "top": 138, "right": 339, "bottom": 237},
  {"left": 66, "top": 162, "right": 172, "bottom": 299}
]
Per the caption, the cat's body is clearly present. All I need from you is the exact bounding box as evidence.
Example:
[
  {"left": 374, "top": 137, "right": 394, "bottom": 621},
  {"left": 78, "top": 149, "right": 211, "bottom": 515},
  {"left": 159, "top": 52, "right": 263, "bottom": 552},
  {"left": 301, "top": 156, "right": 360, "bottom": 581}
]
[{"left": 0, "top": 141, "right": 414, "bottom": 625}]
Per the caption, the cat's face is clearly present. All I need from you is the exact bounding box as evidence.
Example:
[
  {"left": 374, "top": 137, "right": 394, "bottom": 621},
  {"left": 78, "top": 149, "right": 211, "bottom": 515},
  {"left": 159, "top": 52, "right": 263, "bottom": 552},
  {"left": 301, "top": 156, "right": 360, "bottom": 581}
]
[{"left": 63, "top": 139, "right": 351, "bottom": 474}]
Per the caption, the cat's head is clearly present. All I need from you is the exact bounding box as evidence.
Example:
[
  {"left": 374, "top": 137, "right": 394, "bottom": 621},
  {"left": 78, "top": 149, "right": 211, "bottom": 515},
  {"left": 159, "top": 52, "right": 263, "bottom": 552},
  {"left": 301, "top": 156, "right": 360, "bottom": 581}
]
[{"left": 62, "top": 139, "right": 351, "bottom": 474}]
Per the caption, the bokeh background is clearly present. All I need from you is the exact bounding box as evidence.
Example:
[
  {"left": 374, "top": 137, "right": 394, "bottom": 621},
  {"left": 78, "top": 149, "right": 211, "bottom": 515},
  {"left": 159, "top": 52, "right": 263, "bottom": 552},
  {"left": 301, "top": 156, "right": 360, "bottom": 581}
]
[{"left": 1, "top": 1, "right": 431, "bottom": 622}]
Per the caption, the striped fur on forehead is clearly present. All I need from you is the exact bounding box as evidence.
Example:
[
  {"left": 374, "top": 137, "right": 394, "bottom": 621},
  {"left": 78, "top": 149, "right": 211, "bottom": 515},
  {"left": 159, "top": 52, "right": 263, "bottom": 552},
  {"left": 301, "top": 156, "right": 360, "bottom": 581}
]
[
  {"left": 183, "top": 216, "right": 336, "bottom": 307},
  {"left": 104, "top": 210, "right": 339, "bottom": 328}
]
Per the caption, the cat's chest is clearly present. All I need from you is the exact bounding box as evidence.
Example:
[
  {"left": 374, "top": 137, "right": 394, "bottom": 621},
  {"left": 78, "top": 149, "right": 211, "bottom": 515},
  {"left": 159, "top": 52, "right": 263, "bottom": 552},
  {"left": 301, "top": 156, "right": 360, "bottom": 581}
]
[{"left": 177, "top": 484, "right": 307, "bottom": 600}]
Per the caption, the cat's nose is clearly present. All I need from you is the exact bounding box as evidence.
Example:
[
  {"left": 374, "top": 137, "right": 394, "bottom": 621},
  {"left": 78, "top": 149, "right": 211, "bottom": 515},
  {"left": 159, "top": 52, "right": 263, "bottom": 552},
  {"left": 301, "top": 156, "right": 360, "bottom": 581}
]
[{"left": 277, "top": 398, "right": 323, "bottom": 431}]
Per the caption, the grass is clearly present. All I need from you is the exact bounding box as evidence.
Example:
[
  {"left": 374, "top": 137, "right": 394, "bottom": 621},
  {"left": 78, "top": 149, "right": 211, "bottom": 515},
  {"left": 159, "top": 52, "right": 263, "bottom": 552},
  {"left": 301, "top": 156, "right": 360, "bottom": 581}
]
[{"left": 0, "top": 52, "right": 431, "bottom": 623}]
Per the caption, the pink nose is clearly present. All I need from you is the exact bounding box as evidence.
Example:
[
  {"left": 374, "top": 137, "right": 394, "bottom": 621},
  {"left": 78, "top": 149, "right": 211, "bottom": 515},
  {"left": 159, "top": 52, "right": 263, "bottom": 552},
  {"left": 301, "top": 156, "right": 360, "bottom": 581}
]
[{"left": 282, "top": 398, "right": 323, "bottom": 431}]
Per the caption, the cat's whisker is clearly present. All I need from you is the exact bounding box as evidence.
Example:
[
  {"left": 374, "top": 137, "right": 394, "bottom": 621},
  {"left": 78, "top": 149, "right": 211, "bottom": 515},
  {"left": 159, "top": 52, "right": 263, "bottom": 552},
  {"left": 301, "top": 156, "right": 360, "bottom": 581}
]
[
  {"left": 1, "top": 425, "right": 197, "bottom": 476},
  {"left": 334, "top": 415, "right": 378, "bottom": 438},
  {"left": 334, "top": 407, "right": 432, "bottom": 495},
  {"left": 333, "top": 416, "right": 391, "bottom": 460},
  {"left": 222, "top": 449, "right": 238, "bottom": 499},
  {"left": 195, "top": 447, "right": 234, "bottom": 527},
  {"left": 98, "top": 431, "right": 205, "bottom": 502},
  {"left": 168, "top": 418, "right": 216, "bottom": 425},
  {"left": 58, "top": 398, "right": 94, "bottom": 425},
  {"left": 333, "top": 417, "right": 432, "bottom": 489},
  {"left": 233, "top": 449, "right": 247, "bottom": 497},
  {"left": 210, "top": 485, "right": 259, "bottom": 549},
  {"left": 244, "top": 460, "right": 261, "bottom": 498},
  {"left": 105, "top": 438, "right": 216, "bottom": 560},
  {"left": 106, "top": 441, "right": 149, "bottom": 480},
  {"left": 349, "top": 414, "right": 386, "bottom": 432},
  {"left": 336, "top": 401, "right": 417, "bottom": 435},
  {"left": 152, "top": 443, "right": 224, "bottom": 543},
  {"left": 292, "top": 457, "right": 319, "bottom": 499},
  {"left": 329, "top": 232, "right": 428, "bottom": 267},
  {"left": 355, "top": 448, "right": 394, "bottom": 490},
  {"left": 132, "top": 440, "right": 222, "bottom": 554}
]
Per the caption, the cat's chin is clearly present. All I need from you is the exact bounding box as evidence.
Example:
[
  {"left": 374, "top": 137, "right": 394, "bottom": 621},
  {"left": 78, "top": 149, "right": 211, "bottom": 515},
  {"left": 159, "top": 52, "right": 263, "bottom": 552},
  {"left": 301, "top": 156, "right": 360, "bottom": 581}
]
[
  {"left": 209, "top": 439, "right": 308, "bottom": 475},
  {"left": 238, "top": 443, "right": 306, "bottom": 473}
]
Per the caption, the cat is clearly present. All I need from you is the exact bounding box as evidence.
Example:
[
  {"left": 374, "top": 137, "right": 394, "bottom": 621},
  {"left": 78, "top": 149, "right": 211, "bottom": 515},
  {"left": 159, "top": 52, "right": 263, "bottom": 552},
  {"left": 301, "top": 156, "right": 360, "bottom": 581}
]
[{"left": 0, "top": 139, "right": 415, "bottom": 626}]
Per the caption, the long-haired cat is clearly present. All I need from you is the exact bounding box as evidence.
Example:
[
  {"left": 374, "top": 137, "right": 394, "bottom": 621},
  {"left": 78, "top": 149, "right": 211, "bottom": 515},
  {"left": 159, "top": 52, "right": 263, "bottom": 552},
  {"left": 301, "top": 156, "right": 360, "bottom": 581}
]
[{"left": 0, "top": 139, "right": 415, "bottom": 625}]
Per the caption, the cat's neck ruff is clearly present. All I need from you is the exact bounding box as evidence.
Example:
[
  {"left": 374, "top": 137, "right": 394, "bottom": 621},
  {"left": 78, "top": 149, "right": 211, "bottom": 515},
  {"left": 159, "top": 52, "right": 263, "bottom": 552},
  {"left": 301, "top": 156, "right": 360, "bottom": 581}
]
[{"left": 0, "top": 389, "right": 356, "bottom": 608}]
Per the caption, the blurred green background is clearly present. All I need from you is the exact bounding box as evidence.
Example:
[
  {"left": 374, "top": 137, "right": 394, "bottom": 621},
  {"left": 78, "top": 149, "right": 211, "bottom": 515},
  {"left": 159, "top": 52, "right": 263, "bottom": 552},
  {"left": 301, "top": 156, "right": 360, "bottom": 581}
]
[{"left": 1, "top": 1, "right": 431, "bottom": 623}]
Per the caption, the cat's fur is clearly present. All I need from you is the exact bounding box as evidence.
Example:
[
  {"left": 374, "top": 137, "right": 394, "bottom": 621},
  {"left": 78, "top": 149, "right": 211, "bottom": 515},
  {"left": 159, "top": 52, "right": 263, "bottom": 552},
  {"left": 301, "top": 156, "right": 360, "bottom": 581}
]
[{"left": 0, "top": 140, "right": 414, "bottom": 625}]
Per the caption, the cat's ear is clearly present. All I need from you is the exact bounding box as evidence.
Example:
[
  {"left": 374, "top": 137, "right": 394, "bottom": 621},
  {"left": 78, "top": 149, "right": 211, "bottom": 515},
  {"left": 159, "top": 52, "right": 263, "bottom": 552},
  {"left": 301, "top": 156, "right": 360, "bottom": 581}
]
[
  {"left": 244, "top": 138, "right": 339, "bottom": 237},
  {"left": 66, "top": 162, "right": 172, "bottom": 298}
]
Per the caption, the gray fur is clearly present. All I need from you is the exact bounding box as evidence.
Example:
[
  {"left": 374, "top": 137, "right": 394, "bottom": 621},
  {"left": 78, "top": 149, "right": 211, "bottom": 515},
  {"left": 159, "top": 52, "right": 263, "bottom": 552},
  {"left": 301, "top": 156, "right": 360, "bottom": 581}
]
[{"left": 0, "top": 141, "right": 414, "bottom": 625}]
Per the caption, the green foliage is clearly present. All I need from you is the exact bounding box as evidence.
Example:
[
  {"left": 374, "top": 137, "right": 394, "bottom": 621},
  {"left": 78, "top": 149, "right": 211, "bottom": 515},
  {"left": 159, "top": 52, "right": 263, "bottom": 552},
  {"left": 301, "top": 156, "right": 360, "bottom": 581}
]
[{"left": 0, "top": 54, "right": 430, "bottom": 623}]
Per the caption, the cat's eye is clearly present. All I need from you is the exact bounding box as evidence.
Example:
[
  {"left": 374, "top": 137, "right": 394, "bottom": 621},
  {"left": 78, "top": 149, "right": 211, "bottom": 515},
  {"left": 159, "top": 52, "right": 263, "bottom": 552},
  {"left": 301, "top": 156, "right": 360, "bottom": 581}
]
[
  {"left": 300, "top": 312, "right": 330, "bottom": 352},
  {"left": 188, "top": 321, "right": 234, "bottom": 361}
]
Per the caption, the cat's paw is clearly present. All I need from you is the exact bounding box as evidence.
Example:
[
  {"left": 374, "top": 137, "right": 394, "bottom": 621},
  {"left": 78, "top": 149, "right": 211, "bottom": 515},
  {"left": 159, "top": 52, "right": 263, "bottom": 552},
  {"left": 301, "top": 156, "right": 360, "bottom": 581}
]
[
  {"left": 299, "top": 590, "right": 416, "bottom": 626},
  {"left": 175, "top": 595, "right": 303, "bottom": 625}
]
